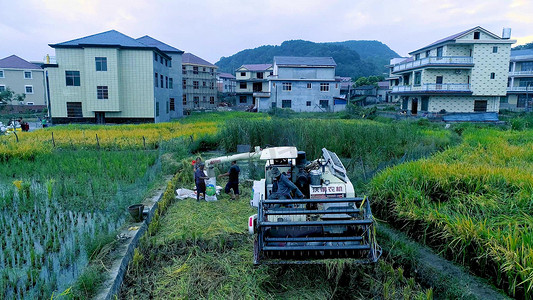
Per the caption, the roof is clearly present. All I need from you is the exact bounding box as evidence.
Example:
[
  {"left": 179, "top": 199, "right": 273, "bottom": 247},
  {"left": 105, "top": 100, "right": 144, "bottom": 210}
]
[
  {"left": 50, "top": 30, "right": 152, "bottom": 49},
  {"left": 0, "top": 55, "right": 42, "bottom": 69},
  {"left": 354, "top": 85, "right": 376, "bottom": 90},
  {"left": 136, "top": 36, "right": 183, "bottom": 54},
  {"left": 182, "top": 53, "right": 216, "bottom": 67},
  {"left": 409, "top": 26, "right": 502, "bottom": 55},
  {"left": 218, "top": 72, "right": 235, "bottom": 79},
  {"left": 274, "top": 56, "right": 336, "bottom": 67},
  {"left": 239, "top": 64, "right": 272, "bottom": 71},
  {"left": 377, "top": 81, "right": 389, "bottom": 88},
  {"left": 511, "top": 49, "right": 533, "bottom": 57}
]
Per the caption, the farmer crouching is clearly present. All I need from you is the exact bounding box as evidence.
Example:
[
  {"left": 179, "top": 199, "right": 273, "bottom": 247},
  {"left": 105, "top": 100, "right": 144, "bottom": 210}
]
[{"left": 269, "top": 166, "right": 304, "bottom": 200}]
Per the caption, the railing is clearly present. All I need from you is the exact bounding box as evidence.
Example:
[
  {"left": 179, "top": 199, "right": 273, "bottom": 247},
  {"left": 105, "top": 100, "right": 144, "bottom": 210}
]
[
  {"left": 43, "top": 55, "right": 57, "bottom": 64},
  {"left": 393, "top": 56, "right": 473, "bottom": 72},
  {"left": 253, "top": 92, "right": 271, "bottom": 97},
  {"left": 509, "top": 70, "right": 533, "bottom": 76},
  {"left": 507, "top": 86, "right": 533, "bottom": 92},
  {"left": 392, "top": 83, "right": 471, "bottom": 93}
]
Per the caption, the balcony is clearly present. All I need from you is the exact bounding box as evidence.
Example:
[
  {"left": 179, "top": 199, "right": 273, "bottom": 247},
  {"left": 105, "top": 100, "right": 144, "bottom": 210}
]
[
  {"left": 392, "top": 56, "right": 474, "bottom": 73},
  {"left": 509, "top": 70, "right": 533, "bottom": 77},
  {"left": 507, "top": 86, "right": 533, "bottom": 93},
  {"left": 253, "top": 92, "right": 271, "bottom": 98},
  {"left": 392, "top": 83, "right": 472, "bottom": 94}
]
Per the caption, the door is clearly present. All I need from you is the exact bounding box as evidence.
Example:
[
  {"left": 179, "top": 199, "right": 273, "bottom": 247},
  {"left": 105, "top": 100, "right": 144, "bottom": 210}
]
[
  {"left": 436, "top": 76, "right": 443, "bottom": 90},
  {"left": 421, "top": 96, "right": 429, "bottom": 111},
  {"left": 474, "top": 100, "right": 488, "bottom": 112},
  {"left": 411, "top": 98, "right": 418, "bottom": 115},
  {"left": 95, "top": 112, "right": 105, "bottom": 124}
]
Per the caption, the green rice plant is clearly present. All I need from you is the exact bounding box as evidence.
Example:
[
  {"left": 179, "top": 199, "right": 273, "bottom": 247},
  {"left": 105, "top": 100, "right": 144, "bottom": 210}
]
[{"left": 370, "top": 127, "right": 533, "bottom": 299}]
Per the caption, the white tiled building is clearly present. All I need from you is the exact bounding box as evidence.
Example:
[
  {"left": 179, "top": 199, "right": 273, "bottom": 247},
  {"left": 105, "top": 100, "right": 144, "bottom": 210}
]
[
  {"left": 46, "top": 30, "right": 183, "bottom": 124},
  {"left": 389, "top": 27, "right": 515, "bottom": 114},
  {"left": 503, "top": 49, "right": 533, "bottom": 110}
]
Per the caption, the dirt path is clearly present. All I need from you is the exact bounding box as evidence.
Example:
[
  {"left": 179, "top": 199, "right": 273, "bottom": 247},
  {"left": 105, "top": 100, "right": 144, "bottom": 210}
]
[{"left": 378, "top": 223, "right": 510, "bottom": 299}]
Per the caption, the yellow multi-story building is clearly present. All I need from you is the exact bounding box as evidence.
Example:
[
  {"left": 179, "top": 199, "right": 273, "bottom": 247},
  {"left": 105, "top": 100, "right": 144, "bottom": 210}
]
[
  {"left": 389, "top": 27, "right": 515, "bottom": 114},
  {"left": 46, "top": 30, "right": 183, "bottom": 124}
]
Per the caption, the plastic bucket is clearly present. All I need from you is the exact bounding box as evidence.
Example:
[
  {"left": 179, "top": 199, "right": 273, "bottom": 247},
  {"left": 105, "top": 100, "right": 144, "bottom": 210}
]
[{"left": 128, "top": 204, "right": 144, "bottom": 222}]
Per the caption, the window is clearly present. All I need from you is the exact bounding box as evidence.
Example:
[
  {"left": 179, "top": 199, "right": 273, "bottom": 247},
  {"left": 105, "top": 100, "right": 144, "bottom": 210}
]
[
  {"left": 282, "top": 100, "right": 291, "bottom": 108},
  {"left": 414, "top": 72, "right": 421, "bottom": 86},
  {"left": 0, "top": 85, "right": 5, "bottom": 92},
  {"left": 500, "top": 96, "right": 508, "bottom": 104},
  {"left": 67, "top": 102, "right": 83, "bottom": 118},
  {"left": 155, "top": 73, "right": 158, "bottom": 87},
  {"left": 240, "top": 82, "right": 247, "bottom": 89},
  {"left": 0, "top": 70, "right": 4, "bottom": 78},
  {"left": 194, "top": 96, "right": 199, "bottom": 105},
  {"left": 183, "top": 95, "right": 187, "bottom": 105},
  {"left": 307, "top": 83, "right": 312, "bottom": 89},
  {"left": 169, "top": 78, "right": 173, "bottom": 89},
  {"left": 437, "top": 47, "right": 443, "bottom": 58},
  {"left": 282, "top": 82, "right": 292, "bottom": 91},
  {"left": 97, "top": 86, "right": 109, "bottom": 99},
  {"left": 159, "top": 56, "right": 163, "bottom": 64},
  {"left": 165, "top": 60, "right": 168, "bottom": 67},
  {"left": 203, "top": 67, "right": 206, "bottom": 72},
  {"left": 270, "top": 71, "right": 273, "bottom": 76},
  {"left": 165, "top": 76, "right": 168, "bottom": 88},
  {"left": 474, "top": 31, "right": 480, "bottom": 39},
  {"left": 493, "top": 46, "right": 498, "bottom": 53},
  {"left": 240, "top": 96, "right": 247, "bottom": 103},
  {"left": 160, "top": 75, "right": 164, "bottom": 88},
  {"left": 426, "top": 50, "right": 430, "bottom": 57},
  {"left": 210, "top": 96, "right": 215, "bottom": 104},
  {"left": 27, "top": 102, "right": 34, "bottom": 105},
  {"left": 170, "top": 98, "right": 175, "bottom": 111},
  {"left": 65, "top": 71, "right": 81, "bottom": 86},
  {"left": 320, "top": 83, "right": 329, "bottom": 91},
  {"left": 240, "top": 72, "right": 246, "bottom": 76},
  {"left": 522, "top": 62, "right": 533, "bottom": 71},
  {"left": 306, "top": 101, "right": 311, "bottom": 106},
  {"left": 257, "top": 72, "right": 263, "bottom": 79},
  {"left": 182, "top": 79, "right": 186, "bottom": 89},
  {"left": 320, "top": 100, "right": 329, "bottom": 108},
  {"left": 166, "top": 101, "right": 169, "bottom": 113},
  {"left": 193, "top": 81, "right": 199, "bottom": 89},
  {"left": 154, "top": 53, "right": 158, "bottom": 61},
  {"left": 169, "top": 60, "right": 172, "bottom": 67},
  {"left": 210, "top": 82, "right": 214, "bottom": 89},
  {"left": 24, "top": 71, "right": 32, "bottom": 79},
  {"left": 203, "top": 81, "right": 206, "bottom": 87},
  {"left": 193, "top": 66, "right": 198, "bottom": 74},
  {"left": 203, "top": 96, "right": 206, "bottom": 103},
  {"left": 415, "top": 53, "right": 420, "bottom": 60},
  {"left": 490, "top": 72, "right": 495, "bottom": 79},
  {"left": 156, "top": 102, "right": 159, "bottom": 116},
  {"left": 95, "top": 57, "right": 107, "bottom": 71},
  {"left": 24, "top": 85, "right": 33, "bottom": 94},
  {"left": 182, "top": 66, "right": 186, "bottom": 74}
]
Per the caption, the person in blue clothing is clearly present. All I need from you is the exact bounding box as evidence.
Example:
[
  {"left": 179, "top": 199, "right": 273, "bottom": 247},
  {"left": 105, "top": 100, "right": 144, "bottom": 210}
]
[
  {"left": 194, "top": 162, "right": 208, "bottom": 201},
  {"left": 218, "top": 160, "right": 240, "bottom": 200},
  {"left": 269, "top": 166, "right": 304, "bottom": 199}
]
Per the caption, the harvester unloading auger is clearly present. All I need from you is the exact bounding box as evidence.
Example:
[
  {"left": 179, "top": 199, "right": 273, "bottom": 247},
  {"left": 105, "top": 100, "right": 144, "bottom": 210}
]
[{"left": 205, "top": 146, "right": 381, "bottom": 265}]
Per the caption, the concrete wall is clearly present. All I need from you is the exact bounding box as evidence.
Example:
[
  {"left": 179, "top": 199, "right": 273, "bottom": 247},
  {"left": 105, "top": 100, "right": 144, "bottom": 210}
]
[
  {"left": 260, "top": 80, "right": 341, "bottom": 112},
  {"left": 0, "top": 68, "right": 46, "bottom": 105},
  {"left": 276, "top": 66, "right": 335, "bottom": 80},
  {"left": 470, "top": 43, "right": 510, "bottom": 96}
]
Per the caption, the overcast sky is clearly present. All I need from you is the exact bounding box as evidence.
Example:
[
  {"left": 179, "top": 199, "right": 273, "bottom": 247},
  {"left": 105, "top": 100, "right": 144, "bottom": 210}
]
[{"left": 1, "top": 0, "right": 532, "bottom": 64}]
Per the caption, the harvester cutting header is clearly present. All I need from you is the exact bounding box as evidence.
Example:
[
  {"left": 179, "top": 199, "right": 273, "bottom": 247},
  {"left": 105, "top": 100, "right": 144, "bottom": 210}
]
[{"left": 205, "top": 146, "right": 381, "bottom": 264}]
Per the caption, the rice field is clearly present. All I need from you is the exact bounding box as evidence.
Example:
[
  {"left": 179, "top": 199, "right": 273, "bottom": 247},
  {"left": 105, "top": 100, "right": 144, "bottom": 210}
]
[{"left": 370, "top": 126, "right": 533, "bottom": 299}]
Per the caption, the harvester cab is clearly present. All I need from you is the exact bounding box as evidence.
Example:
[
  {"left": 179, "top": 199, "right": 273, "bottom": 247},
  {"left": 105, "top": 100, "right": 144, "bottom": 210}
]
[{"left": 248, "top": 147, "right": 381, "bottom": 265}]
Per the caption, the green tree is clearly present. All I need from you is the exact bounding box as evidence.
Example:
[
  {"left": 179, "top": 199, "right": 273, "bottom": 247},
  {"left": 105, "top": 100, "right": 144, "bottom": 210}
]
[{"left": 0, "top": 87, "right": 14, "bottom": 103}]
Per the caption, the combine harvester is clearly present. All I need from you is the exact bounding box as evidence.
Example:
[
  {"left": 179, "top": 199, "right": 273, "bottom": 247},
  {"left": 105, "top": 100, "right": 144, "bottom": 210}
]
[{"left": 205, "top": 146, "right": 381, "bottom": 265}]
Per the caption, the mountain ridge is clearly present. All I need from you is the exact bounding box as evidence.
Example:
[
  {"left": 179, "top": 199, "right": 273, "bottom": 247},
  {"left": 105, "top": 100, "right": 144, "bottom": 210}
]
[{"left": 215, "top": 40, "right": 400, "bottom": 78}]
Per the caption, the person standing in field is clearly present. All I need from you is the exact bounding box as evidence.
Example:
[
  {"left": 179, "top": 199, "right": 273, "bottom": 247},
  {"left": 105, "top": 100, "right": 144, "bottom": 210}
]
[
  {"left": 194, "top": 162, "right": 208, "bottom": 201},
  {"left": 218, "top": 160, "right": 240, "bottom": 200}
]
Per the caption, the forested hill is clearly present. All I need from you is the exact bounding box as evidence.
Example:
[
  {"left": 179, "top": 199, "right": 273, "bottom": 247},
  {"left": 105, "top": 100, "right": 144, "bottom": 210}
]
[{"left": 215, "top": 40, "right": 400, "bottom": 78}]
